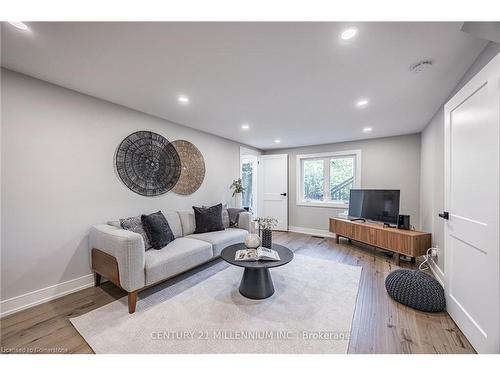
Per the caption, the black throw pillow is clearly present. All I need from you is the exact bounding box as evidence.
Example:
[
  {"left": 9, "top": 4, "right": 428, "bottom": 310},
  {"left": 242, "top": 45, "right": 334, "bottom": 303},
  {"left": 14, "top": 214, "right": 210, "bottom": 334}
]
[
  {"left": 141, "top": 211, "right": 175, "bottom": 250},
  {"left": 193, "top": 204, "right": 225, "bottom": 234}
]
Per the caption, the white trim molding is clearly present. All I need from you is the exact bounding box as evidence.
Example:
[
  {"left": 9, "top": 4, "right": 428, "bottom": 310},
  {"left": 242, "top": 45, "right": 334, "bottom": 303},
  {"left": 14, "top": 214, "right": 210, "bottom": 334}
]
[
  {"left": 0, "top": 274, "right": 94, "bottom": 318},
  {"left": 289, "top": 226, "right": 336, "bottom": 239},
  {"left": 296, "top": 149, "right": 362, "bottom": 209},
  {"left": 428, "top": 258, "right": 444, "bottom": 287}
]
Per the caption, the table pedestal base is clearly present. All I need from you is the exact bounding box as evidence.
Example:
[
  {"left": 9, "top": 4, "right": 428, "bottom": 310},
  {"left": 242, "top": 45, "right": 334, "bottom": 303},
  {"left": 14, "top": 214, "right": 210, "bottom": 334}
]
[{"left": 239, "top": 267, "right": 274, "bottom": 299}]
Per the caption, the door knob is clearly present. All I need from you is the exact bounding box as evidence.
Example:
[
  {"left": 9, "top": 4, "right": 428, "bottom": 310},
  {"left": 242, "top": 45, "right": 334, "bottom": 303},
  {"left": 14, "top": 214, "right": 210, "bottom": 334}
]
[
  {"left": 280, "top": 193, "right": 287, "bottom": 197},
  {"left": 438, "top": 211, "right": 449, "bottom": 220}
]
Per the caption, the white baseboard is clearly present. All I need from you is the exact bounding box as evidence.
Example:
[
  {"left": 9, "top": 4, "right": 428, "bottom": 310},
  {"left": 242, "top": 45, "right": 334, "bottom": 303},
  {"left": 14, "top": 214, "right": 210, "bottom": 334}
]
[
  {"left": 0, "top": 273, "right": 94, "bottom": 318},
  {"left": 288, "top": 226, "right": 336, "bottom": 239},
  {"left": 428, "top": 258, "right": 445, "bottom": 286}
]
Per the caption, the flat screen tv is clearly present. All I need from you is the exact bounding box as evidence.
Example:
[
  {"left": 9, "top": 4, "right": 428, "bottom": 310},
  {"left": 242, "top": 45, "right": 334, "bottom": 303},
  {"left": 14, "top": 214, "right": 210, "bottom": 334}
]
[{"left": 348, "top": 189, "right": 400, "bottom": 224}]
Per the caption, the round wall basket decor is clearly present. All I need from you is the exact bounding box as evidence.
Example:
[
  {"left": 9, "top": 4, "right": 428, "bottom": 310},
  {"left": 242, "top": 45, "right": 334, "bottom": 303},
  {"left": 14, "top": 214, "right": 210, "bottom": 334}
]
[
  {"left": 171, "top": 140, "right": 206, "bottom": 195},
  {"left": 115, "top": 131, "right": 181, "bottom": 196}
]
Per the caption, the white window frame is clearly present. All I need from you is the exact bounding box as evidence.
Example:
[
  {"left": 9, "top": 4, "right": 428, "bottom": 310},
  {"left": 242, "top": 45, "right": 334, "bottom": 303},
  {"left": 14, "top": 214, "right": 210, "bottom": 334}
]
[{"left": 296, "top": 150, "right": 362, "bottom": 208}]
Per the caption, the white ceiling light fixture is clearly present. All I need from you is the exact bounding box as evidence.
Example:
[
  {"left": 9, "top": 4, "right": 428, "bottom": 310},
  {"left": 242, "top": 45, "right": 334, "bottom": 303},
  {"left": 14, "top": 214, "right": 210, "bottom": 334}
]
[
  {"left": 8, "top": 22, "right": 29, "bottom": 31},
  {"left": 274, "top": 139, "right": 281, "bottom": 144},
  {"left": 340, "top": 28, "right": 358, "bottom": 40},
  {"left": 177, "top": 95, "right": 189, "bottom": 104},
  {"left": 241, "top": 124, "right": 250, "bottom": 130},
  {"left": 362, "top": 127, "right": 373, "bottom": 133},
  {"left": 356, "top": 99, "right": 369, "bottom": 108}
]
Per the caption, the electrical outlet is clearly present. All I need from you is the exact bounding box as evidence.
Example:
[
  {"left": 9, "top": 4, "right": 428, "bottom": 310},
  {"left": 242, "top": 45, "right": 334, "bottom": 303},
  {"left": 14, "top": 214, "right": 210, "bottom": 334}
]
[{"left": 430, "top": 247, "right": 439, "bottom": 257}]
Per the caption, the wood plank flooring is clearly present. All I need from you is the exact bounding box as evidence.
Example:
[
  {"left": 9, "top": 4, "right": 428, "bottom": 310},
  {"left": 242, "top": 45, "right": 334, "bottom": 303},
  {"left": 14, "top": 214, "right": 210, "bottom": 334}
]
[{"left": 0, "top": 231, "right": 475, "bottom": 354}]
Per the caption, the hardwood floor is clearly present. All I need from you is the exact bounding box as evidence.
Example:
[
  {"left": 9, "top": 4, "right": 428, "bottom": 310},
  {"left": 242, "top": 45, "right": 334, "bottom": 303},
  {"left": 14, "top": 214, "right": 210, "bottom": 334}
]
[{"left": 0, "top": 232, "right": 475, "bottom": 354}]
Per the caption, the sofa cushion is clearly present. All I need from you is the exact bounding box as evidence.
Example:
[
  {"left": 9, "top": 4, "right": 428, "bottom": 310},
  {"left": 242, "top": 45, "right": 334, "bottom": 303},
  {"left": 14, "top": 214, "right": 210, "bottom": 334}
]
[
  {"left": 178, "top": 210, "right": 196, "bottom": 236},
  {"left": 120, "top": 215, "right": 152, "bottom": 250},
  {"left": 186, "top": 228, "right": 247, "bottom": 256},
  {"left": 144, "top": 238, "right": 213, "bottom": 285},
  {"left": 162, "top": 210, "right": 183, "bottom": 238},
  {"left": 141, "top": 211, "right": 175, "bottom": 250},
  {"left": 107, "top": 220, "right": 121, "bottom": 228}
]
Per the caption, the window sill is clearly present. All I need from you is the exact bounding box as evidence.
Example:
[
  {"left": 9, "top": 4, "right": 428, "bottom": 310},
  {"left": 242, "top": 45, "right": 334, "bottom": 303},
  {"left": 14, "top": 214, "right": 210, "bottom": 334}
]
[{"left": 296, "top": 201, "right": 348, "bottom": 209}]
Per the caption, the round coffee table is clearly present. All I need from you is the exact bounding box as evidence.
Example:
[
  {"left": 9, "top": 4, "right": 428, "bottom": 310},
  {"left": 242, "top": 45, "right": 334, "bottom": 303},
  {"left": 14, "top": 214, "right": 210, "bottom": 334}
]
[{"left": 220, "top": 243, "right": 294, "bottom": 299}]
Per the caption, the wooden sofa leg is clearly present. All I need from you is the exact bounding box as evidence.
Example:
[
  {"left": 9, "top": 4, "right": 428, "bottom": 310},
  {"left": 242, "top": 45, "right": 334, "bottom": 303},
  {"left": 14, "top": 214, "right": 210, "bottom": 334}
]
[
  {"left": 128, "top": 291, "right": 138, "bottom": 314},
  {"left": 94, "top": 273, "right": 102, "bottom": 287}
]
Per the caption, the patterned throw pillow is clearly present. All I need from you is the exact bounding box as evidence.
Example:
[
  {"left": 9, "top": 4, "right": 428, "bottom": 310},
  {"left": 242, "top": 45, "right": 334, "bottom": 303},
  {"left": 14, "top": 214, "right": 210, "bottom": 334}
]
[
  {"left": 227, "top": 208, "right": 246, "bottom": 227},
  {"left": 193, "top": 204, "right": 225, "bottom": 234},
  {"left": 120, "top": 215, "right": 152, "bottom": 250},
  {"left": 141, "top": 211, "right": 175, "bottom": 250},
  {"left": 204, "top": 203, "right": 230, "bottom": 228}
]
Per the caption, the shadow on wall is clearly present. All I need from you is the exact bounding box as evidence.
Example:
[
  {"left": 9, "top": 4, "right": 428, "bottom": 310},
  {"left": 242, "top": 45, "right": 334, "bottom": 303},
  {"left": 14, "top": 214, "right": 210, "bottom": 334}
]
[{"left": 60, "top": 233, "right": 92, "bottom": 284}]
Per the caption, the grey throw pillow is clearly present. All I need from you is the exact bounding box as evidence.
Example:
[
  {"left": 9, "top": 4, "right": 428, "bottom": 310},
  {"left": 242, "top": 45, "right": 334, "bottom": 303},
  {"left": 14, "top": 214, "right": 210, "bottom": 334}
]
[
  {"left": 120, "top": 215, "right": 152, "bottom": 250},
  {"left": 227, "top": 208, "right": 246, "bottom": 227},
  {"left": 222, "top": 203, "right": 230, "bottom": 228}
]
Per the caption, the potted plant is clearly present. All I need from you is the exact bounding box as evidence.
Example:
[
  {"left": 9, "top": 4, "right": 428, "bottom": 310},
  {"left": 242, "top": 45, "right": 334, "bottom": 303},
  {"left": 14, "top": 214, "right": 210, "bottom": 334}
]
[
  {"left": 257, "top": 216, "right": 278, "bottom": 248},
  {"left": 230, "top": 178, "right": 244, "bottom": 208}
]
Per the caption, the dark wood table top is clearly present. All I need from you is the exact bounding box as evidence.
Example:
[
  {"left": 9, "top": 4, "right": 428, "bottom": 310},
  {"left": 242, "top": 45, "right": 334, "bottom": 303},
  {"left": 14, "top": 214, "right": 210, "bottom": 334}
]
[{"left": 220, "top": 242, "right": 294, "bottom": 269}]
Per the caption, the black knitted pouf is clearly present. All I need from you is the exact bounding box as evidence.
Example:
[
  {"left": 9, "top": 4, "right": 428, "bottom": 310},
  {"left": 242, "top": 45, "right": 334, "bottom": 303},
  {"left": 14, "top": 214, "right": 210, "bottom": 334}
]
[{"left": 385, "top": 269, "right": 445, "bottom": 312}]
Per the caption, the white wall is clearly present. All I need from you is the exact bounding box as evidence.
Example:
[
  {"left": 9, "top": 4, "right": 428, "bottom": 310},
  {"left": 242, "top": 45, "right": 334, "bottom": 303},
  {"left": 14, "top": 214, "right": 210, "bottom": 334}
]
[
  {"left": 265, "top": 134, "right": 421, "bottom": 232},
  {"left": 419, "top": 42, "right": 500, "bottom": 277},
  {"left": 0, "top": 69, "right": 252, "bottom": 305}
]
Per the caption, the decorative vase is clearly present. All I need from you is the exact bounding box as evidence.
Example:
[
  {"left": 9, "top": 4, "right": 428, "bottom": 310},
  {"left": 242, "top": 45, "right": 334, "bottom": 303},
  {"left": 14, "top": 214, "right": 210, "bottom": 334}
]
[
  {"left": 244, "top": 233, "right": 261, "bottom": 249},
  {"left": 235, "top": 192, "right": 242, "bottom": 208},
  {"left": 261, "top": 229, "right": 272, "bottom": 248}
]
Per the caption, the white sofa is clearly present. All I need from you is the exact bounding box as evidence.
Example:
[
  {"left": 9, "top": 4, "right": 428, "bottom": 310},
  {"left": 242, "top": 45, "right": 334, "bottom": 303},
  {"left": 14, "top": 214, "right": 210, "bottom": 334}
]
[{"left": 90, "top": 209, "right": 251, "bottom": 313}]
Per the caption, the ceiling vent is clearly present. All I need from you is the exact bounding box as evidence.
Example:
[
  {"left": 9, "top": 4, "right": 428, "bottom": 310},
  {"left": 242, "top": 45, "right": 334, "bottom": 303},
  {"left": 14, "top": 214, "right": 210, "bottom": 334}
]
[{"left": 409, "top": 60, "right": 434, "bottom": 74}]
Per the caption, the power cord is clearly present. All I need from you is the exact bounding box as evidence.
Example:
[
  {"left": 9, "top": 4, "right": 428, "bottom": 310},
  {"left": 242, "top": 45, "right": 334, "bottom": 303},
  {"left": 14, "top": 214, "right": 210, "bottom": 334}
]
[{"left": 419, "top": 247, "right": 438, "bottom": 271}]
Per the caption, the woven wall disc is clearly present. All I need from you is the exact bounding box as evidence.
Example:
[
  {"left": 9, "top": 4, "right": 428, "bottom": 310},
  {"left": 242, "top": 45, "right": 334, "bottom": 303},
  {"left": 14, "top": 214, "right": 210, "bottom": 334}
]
[
  {"left": 171, "top": 140, "right": 205, "bottom": 195},
  {"left": 115, "top": 131, "right": 181, "bottom": 196}
]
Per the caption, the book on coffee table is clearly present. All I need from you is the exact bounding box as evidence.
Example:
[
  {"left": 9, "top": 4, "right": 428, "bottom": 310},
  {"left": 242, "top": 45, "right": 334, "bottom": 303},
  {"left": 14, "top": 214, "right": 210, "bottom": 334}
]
[{"left": 235, "top": 247, "right": 281, "bottom": 261}]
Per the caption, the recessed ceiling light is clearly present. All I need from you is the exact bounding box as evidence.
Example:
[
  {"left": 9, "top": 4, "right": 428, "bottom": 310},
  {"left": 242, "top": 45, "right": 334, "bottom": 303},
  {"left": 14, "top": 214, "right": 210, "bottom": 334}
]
[
  {"left": 356, "top": 99, "right": 369, "bottom": 108},
  {"left": 340, "top": 28, "right": 357, "bottom": 40},
  {"left": 241, "top": 124, "right": 250, "bottom": 130},
  {"left": 363, "top": 127, "right": 373, "bottom": 133},
  {"left": 8, "top": 22, "right": 29, "bottom": 31},
  {"left": 178, "top": 95, "right": 189, "bottom": 104},
  {"left": 274, "top": 139, "right": 281, "bottom": 144}
]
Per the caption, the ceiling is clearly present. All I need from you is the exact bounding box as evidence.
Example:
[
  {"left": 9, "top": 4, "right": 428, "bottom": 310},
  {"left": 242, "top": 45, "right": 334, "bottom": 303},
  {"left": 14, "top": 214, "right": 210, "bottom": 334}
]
[{"left": 1, "top": 22, "right": 488, "bottom": 150}]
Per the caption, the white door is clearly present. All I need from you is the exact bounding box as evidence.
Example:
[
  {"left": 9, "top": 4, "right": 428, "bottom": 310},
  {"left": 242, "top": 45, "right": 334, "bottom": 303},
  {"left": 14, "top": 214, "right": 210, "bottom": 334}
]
[
  {"left": 443, "top": 53, "right": 500, "bottom": 353},
  {"left": 258, "top": 154, "right": 288, "bottom": 231}
]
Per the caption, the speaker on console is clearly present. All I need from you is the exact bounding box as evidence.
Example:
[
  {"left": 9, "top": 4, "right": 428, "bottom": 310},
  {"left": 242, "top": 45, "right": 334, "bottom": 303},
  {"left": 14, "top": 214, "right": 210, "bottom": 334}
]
[{"left": 397, "top": 214, "right": 410, "bottom": 230}]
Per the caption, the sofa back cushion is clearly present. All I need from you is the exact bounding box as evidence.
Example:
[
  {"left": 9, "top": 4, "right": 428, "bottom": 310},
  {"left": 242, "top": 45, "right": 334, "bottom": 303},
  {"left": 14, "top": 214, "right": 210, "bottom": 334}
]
[
  {"left": 178, "top": 210, "right": 196, "bottom": 236},
  {"left": 162, "top": 210, "right": 183, "bottom": 238}
]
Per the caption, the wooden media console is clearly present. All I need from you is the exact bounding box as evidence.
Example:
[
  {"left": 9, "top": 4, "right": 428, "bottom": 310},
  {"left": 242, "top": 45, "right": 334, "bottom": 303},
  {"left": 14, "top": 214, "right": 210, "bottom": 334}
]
[{"left": 329, "top": 217, "right": 431, "bottom": 265}]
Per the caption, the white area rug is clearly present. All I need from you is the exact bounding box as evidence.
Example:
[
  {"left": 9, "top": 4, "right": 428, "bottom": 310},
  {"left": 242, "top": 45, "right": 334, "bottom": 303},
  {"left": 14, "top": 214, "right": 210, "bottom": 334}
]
[{"left": 70, "top": 254, "right": 361, "bottom": 353}]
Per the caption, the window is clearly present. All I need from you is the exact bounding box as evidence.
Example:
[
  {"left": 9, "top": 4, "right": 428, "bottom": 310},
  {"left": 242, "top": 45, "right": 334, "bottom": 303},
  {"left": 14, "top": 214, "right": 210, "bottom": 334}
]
[
  {"left": 240, "top": 152, "right": 258, "bottom": 215},
  {"left": 241, "top": 160, "right": 254, "bottom": 207},
  {"left": 296, "top": 150, "right": 361, "bottom": 208}
]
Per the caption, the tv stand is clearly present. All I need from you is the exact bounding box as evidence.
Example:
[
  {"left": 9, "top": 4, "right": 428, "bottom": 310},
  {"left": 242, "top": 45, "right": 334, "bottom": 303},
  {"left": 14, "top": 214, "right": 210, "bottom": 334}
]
[
  {"left": 349, "top": 218, "right": 366, "bottom": 222},
  {"left": 329, "top": 218, "right": 431, "bottom": 266}
]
